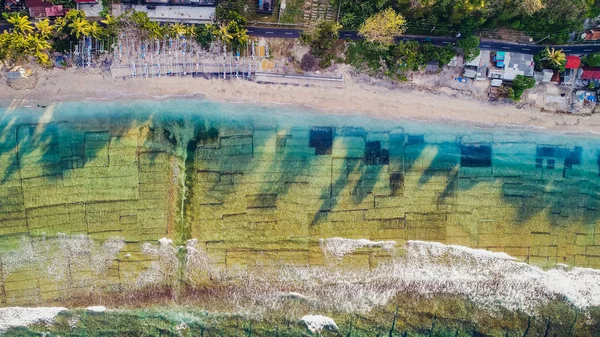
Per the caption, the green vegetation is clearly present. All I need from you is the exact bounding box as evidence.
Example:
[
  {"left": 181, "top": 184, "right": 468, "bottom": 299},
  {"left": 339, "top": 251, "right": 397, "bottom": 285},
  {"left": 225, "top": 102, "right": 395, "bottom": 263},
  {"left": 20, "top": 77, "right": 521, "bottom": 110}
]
[
  {"left": 510, "top": 74, "right": 536, "bottom": 101},
  {"left": 215, "top": 10, "right": 248, "bottom": 51},
  {"left": 1, "top": 10, "right": 248, "bottom": 68},
  {"left": 4, "top": 297, "right": 599, "bottom": 337},
  {"left": 195, "top": 24, "right": 217, "bottom": 50},
  {"left": 346, "top": 39, "right": 455, "bottom": 79},
  {"left": 336, "top": 0, "right": 600, "bottom": 43},
  {"left": 279, "top": 0, "right": 304, "bottom": 23},
  {"left": 99, "top": 0, "right": 111, "bottom": 19},
  {"left": 215, "top": 0, "right": 254, "bottom": 21},
  {"left": 534, "top": 46, "right": 566, "bottom": 71},
  {"left": 457, "top": 35, "right": 480, "bottom": 62},
  {"left": 0, "top": 12, "right": 99, "bottom": 66},
  {"left": 122, "top": 10, "right": 247, "bottom": 52},
  {"left": 583, "top": 53, "right": 600, "bottom": 67},
  {"left": 301, "top": 20, "right": 343, "bottom": 68}
]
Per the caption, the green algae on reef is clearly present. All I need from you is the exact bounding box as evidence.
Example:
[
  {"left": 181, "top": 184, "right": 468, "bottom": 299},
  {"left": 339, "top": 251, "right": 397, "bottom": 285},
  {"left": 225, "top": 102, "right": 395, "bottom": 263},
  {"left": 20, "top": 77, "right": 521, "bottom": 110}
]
[
  {"left": 1, "top": 99, "right": 600, "bottom": 333},
  {"left": 3, "top": 299, "right": 600, "bottom": 337}
]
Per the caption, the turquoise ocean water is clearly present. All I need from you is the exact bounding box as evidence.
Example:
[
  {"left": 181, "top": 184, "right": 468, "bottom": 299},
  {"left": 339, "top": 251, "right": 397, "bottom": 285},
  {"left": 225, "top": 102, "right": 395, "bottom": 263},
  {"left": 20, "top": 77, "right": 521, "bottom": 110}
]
[{"left": 1, "top": 99, "right": 600, "bottom": 336}]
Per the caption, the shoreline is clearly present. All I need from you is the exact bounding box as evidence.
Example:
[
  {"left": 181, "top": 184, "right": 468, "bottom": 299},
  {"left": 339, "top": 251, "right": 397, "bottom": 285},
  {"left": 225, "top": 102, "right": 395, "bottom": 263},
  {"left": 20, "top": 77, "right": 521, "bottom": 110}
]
[{"left": 2, "top": 67, "right": 600, "bottom": 136}]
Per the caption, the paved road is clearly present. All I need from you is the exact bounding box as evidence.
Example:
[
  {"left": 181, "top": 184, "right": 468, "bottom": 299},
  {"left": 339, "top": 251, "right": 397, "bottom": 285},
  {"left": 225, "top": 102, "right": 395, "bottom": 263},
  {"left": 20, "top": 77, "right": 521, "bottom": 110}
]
[
  {"left": 3, "top": 22, "right": 600, "bottom": 55},
  {"left": 247, "top": 27, "right": 600, "bottom": 55}
]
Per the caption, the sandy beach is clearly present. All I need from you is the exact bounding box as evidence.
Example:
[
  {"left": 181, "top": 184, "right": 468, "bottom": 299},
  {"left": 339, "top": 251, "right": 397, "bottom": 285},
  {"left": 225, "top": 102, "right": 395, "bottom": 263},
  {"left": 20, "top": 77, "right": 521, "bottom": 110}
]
[{"left": 1, "top": 67, "right": 600, "bottom": 134}]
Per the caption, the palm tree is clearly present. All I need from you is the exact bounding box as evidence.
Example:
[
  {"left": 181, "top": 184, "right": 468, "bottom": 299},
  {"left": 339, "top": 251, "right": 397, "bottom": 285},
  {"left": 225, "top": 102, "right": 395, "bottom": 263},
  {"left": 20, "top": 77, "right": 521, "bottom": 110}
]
[
  {"left": 0, "top": 31, "right": 11, "bottom": 61},
  {"left": 54, "top": 17, "right": 68, "bottom": 35},
  {"left": 35, "top": 50, "right": 51, "bottom": 67},
  {"left": 170, "top": 23, "right": 187, "bottom": 38},
  {"left": 35, "top": 19, "right": 54, "bottom": 40},
  {"left": 69, "top": 17, "right": 91, "bottom": 39},
  {"left": 131, "top": 11, "right": 150, "bottom": 28},
  {"left": 146, "top": 21, "right": 163, "bottom": 40},
  {"left": 231, "top": 24, "right": 248, "bottom": 47},
  {"left": 101, "top": 14, "right": 118, "bottom": 37},
  {"left": 6, "top": 33, "right": 28, "bottom": 61},
  {"left": 543, "top": 47, "right": 566, "bottom": 67},
  {"left": 64, "top": 9, "right": 86, "bottom": 23},
  {"left": 101, "top": 14, "right": 116, "bottom": 26},
  {"left": 25, "top": 33, "right": 51, "bottom": 54},
  {"left": 7, "top": 14, "right": 34, "bottom": 35},
  {"left": 217, "top": 24, "right": 233, "bottom": 44},
  {"left": 185, "top": 25, "right": 197, "bottom": 39},
  {"left": 222, "top": 21, "right": 247, "bottom": 49},
  {"left": 88, "top": 21, "right": 104, "bottom": 39}
]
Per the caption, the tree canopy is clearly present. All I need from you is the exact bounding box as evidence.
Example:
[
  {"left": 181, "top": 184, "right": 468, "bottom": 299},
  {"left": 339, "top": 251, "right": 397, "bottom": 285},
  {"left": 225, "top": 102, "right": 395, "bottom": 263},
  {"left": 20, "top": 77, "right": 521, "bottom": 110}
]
[
  {"left": 301, "top": 20, "right": 342, "bottom": 59},
  {"left": 534, "top": 47, "right": 566, "bottom": 71},
  {"left": 542, "top": 47, "right": 566, "bottom": 67},
  {"left": 346, "top": 39, "right": 456, "bottom": 79},
  {"left": 457, "top": 35, "right": 480, "bottom": 62},
  {"left": 358, "top": 8, "right": 406, "bottom": 47},
  {"left": 583, "top": 53, "right": 600, "bottom": 67},
  {"left": 337, "top": 0, "right": 597, "bottom": 43},
  {"left": 0, "top": 13, "right": 55, "bottom": 66},
  {"left": 510, "top": 75, "right": 536, "bottom": 101}
]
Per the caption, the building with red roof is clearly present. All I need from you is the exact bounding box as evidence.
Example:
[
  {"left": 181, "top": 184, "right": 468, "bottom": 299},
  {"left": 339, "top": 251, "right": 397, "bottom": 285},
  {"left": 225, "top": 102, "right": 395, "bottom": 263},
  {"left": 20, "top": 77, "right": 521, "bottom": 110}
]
[
  {"left": 580, "top": 68, "right": 600, "bottom": 80},
  {"left": 26, "top": 0, "right": 65, "bottom": 17},
  {"left": 565, "top": 56, "right": 581, "bottom": 69},
  {"left": 585, "top": 30, "right": 600, "bottom": 41},
  {"left": 25, "top": 0, "right": 51, "bottom": 9}
]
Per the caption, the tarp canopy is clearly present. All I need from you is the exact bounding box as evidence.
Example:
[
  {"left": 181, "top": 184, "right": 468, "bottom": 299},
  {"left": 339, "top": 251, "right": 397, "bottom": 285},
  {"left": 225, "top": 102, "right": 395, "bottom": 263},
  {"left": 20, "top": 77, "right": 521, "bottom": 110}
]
[
  {"left": 580, "top": 68, "right": 600, "bottom": 80},
  {"left": 565, "top": 56, "right": 581, "bottom": 69}
]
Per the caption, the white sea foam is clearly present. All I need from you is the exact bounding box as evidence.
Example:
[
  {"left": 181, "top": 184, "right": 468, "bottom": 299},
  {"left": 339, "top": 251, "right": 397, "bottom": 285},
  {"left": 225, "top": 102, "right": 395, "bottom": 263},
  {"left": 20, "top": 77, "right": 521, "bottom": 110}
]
[
  {"left": 270, "top": 240, "right": 600, "bottom": 315},
  {"left": 0, "top": 307, "right": 67, "bottom": 332},
  {"left": 300, "top": 315, "right": 337, "bottom": 334},
  {"left": 158, "top": 237, "right": 173, "bottom": 246},
  {"left": 320, "top": 238, "right": 396, "bottom": 258},
  {"left": 86, "top": 306, "right": 106, "bottom": 312},
  {"left": 184, "top": 239, "right": 212, "bottom": 285},
  {"left": 138, "top": 239, "right": 179, "bottom": 287},
  {"left": 0, "top": 234, "right": 124, "bottom": 283},
  {"left": 398, "top": 240, "right": 600, "bottom": 312}
]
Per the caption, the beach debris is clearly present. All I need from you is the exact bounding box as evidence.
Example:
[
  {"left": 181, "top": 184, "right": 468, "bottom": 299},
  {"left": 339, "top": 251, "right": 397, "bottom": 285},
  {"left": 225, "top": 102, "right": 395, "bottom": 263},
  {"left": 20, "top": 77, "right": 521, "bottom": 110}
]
[{"left": 300, "top": 315, "right": 337, "bottom": 334}]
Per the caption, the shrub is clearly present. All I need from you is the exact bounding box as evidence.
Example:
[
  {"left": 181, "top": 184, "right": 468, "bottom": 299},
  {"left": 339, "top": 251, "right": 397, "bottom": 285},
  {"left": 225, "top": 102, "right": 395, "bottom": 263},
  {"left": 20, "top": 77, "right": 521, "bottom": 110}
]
[
  {"left": 300, "top": 53, "right": 318, "bottom": 72},
  {"left": 510, "top": 75, "right": 536, "bottom": 101},
  {"left": 458, "top": 35, "right": 480, "bottom": 62},
  {"left": 583, "top": 53, "right": 600, "bottom": 67},
  {"left": 304, "top": 20, "right": 341, "bottom": 58}
]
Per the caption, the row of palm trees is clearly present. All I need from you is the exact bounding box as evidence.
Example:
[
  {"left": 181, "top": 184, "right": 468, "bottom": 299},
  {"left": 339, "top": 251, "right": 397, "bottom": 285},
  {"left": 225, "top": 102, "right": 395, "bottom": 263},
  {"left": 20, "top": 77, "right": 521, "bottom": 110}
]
[
  {"left": 0, "top": 8, "right": 250, "bottom": 68},
  {"left": 0, "top": 14, "right": 53, "bottom": 66},
  {"left": 126, "top": 10, "right": 248, "bottom": 51},
  {"left": 0, "top": 10, "right": 110, "bottom": 66}
]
